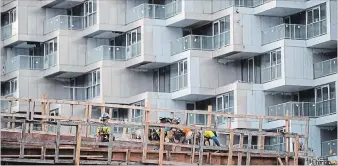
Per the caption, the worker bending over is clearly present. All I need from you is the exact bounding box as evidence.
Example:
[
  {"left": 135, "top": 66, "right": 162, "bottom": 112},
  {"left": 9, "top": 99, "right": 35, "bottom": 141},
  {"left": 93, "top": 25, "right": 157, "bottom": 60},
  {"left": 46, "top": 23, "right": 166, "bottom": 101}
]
[{"left": 204, "top": 130, "right": 220, "bottom": 146}]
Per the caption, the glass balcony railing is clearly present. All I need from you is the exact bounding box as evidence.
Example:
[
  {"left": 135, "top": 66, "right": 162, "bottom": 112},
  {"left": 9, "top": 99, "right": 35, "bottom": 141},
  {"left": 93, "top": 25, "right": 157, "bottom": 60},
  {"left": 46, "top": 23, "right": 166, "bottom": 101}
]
[
  {"left": 264, "top": 142, "right": 286, "bottom": 152},
  {"left": 64, "top": 86, "right": 88, "bottom": 101},
  {"left": 262, "top": 24, "right": 306, "bottom": 45},
  {"left": 268, "top": 99, "right": 336, "bottom": 118},
  {"left": 0, "top": 93, "right": 17, "bottom": 111},
  {"left": 261, "top": 64, "right": 282, "bottom": 83},
  {"left": 171, "top": 35, "right": 214, "bottom": 55},
  {"left": 268, "top": 102, "right": 316, "bottom": 117},
  {"left": 171, "top": 32, "right": 230, "bottom": 55},
  {"left": 1, "top": 22, "right": 17, "bottom": 40},
  {"left": 4, "top": 55, "right": 44, "bottom": 74},
  {"left": 43, "top": 15, "right": 84, "bottom": 34},
  {"left": 307, "top": 19, "right": 327, "bottom": 39},
  {"left": 126, "top": 42, "right": 141, "bottom": 60},
  {"left": 165, "top": 0, "right": 182, "bottom": 18},
  {"left": 321, "top": 139, "right": 337, "bottom": 157},
  {"left": 187, "top": 114, "right": 208, "bottom": 126},
  {"left": 44, "top": 52, "right": 57, "bottom": 69},
  {"left": 170, "top": 74, "right": 188, "bottom": 92},
  {"left": 314, "top": 58, "right": 337, "bottom": 79},
  {"left": 86, "top": 46, "right": 126, "bottom": 65},
  {"left": 126, "top": 4, "right": 166, "bottom": 23}
]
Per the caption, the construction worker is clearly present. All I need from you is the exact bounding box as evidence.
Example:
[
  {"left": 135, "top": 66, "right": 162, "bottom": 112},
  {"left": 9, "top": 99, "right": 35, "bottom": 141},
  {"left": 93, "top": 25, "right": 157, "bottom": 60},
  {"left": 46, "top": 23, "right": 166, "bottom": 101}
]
[
  {"left": 181, "top": 127, "right": 193, "bottom": 143},
  {"left": 204, "top": 130, "right": 220, "bottom": 146},
  {"left": 97, "top": 112, "right": 113, "bottom": 142}
]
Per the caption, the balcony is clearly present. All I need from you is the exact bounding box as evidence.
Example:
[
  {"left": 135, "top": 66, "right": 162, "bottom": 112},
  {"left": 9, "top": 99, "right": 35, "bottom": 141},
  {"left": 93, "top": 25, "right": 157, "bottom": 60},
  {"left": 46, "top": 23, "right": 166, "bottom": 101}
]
[
  {"left": 314, "top": 58, "right": 337, "bottom": 79},
  {"left": 254, "top": 0, "right": 306, "bottom": 16},
  {"left": 86, "top": 46, "right": 126, "bottom": 65},
  {"left": 170, "top": 74, "right": 187, "bottom": 92},
  {"left": 3, "top": 55, "right": 44, "bottom": 74},
  {"left": 126, "top": 4, "right": 166, "bottom": 24},
  {"left": 171, "top": 32, "right": 230, "bottom": 56},
  {"left": 43, "top": 52, "right": 57, "bottom": 69},
  {"left": 264, "top": 142, "right": 286, "bottom": 152},
  {"left": 261, "top": 64, "right": 281, "bottom": 83},
  {"left": 126, "top": 1, "right": 182, "bottom": 24},
  {"left": 268, "top": 99, "right": 336, "bottom": 118},
  {"left": 64, "top": 86, "right": 99, "bottom": 101},
  {"left": 262, "top": 24, "right": 306, "bottom": 45},
  {"left": 1, "top": 22, "right": 17, "bottom": 40},
  {"left": 0, "top": 93, "right": 17, "bottom": 111},
  {"left": 43, "top": 15, "right": 85, "bottom": 34},
  {"left": 321, "top": 139, "right": 337, "bottom": 157}
]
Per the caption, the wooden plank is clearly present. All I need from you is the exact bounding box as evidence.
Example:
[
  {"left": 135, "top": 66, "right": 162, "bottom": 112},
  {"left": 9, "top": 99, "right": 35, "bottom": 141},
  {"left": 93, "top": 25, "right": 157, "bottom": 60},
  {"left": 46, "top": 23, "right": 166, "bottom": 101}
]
[
  {"left": 41, "top": 95, "right": 46, "bottom": 132},
  {"left": 30, "top": 102, "right": 35, "bottom": 132},
  {"left": 198, "top": 129, "right": 205, "bottom": 165},
  {"left": 84, "top": 105, "right": 89, "bottom": 137},
  {"left": 158, "top": 128, "right": 165, "bottom": 166},
  {"left": 54, "top": 121, "right": 61, "bottom": 163},
  {"left": 108, "top": 124, "right": 115, "bottom": 164},
  {"left": 19, "top": 122, "right": 26, "bottom": 159},
  {"left": 277, "top": 157, "right": 284, "bottom": 165},
  {"left": 285, "top": 119, "right": 290, "bottom": 165},
  {"left": 88, "top": 105, "right": 92, "bottom": 137},
  {"left": 294, "top": 135, "right": 299, "bottom": 166},
  {"left": 74, "top": 124, "right": 82, "bottom": 166},
  {"left": 41, "top": 146, "right": 46, "bottom": 160},
  {"left": 227, "top": 130, "right": 234, "bottom": 165},
  {"left": 237, "top": 133, "right": 244, "bottom": 166},
  {"left": 258, "top": 119, "right": 263, "bottom": 150},
  {"left": 246, "top": 134, "right": 252, "bottom": 166}
]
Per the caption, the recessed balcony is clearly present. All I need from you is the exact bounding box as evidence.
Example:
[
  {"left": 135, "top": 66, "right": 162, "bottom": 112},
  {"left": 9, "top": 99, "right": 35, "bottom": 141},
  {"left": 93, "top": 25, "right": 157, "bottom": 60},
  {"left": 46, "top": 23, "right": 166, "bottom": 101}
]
[
  {"left": 314, "top": 58, "right": 337, "bottom": 79},
  {"left": 3, "top": 55, "right": 44, "bottom": 74},
  {"left": 321, "top": 139, "right": 337, "bottom": 157},
  {"left": 1, "top": 21, "right": 17, "bottom": 41},
  {"left": 86, "top": 46, "right": 126, "bottom": 65}
]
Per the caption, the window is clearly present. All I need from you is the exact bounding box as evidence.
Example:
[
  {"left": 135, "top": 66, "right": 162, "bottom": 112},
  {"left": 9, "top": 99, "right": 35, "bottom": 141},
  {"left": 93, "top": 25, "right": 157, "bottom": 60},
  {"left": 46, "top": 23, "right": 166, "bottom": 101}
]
[
  {"left": 216, "top": 91, "right": 234, "bottom": 113},
  {"left": 126, "top": 27, "right": 141, "bottom": 58},
  {"left": 261, "top": 49, "right": 282, "bottom": 83},
  {"left": 1, "top": 8, "right": 16, "bottom": 26},
  {"left": 213, "top": 16, "right": 230, "bottom": 48},
  {"left": 315, "top": 83, "right": 336, "bottom": 116},
  {"left": 86, "top": 69, "right": 100, "bottom": 100},
  {"left": 170, "top": 59, "right": 188, "bottom": 92},
  {"left": 1, "top": 79, "right": 17, "bottom": 96},
  {"left": 84, "top": 0, "right": 97, "bottom": 28},
  {"left": 44, "top": 38, "right": 57, "bottom": 56},
  {"left": 131, "top": 101, "right": 144, "bottom": 123},
  {"left": 307, "top": 3, "right": 327, "bottom": 38}
]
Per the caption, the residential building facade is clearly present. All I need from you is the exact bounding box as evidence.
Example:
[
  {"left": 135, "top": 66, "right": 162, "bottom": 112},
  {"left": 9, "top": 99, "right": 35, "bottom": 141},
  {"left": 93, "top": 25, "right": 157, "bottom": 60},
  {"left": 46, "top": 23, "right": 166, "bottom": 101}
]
[{"left": 0, "top": 0, "right": 337, "bottom": 160}]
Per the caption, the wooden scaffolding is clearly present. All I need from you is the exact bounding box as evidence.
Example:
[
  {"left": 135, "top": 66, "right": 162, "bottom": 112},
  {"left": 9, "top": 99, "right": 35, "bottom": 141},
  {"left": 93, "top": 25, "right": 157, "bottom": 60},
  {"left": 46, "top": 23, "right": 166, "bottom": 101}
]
[{"left": 0, "top": 97, "right": 311, "bottom": 165}]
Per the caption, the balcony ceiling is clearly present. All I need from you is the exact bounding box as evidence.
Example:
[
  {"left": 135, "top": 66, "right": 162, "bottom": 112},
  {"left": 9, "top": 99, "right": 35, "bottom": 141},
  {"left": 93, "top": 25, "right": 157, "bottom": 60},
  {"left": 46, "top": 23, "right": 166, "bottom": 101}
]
[{"left": 42, "top": 0, "right": 85, "bottom": 9}]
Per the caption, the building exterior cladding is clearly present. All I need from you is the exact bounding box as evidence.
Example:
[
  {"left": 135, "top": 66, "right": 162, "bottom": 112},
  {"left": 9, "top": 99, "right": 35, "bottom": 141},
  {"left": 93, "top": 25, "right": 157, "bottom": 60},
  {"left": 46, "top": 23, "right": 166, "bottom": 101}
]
[{"left": 0, "top": 0, "right": 337, "bottom": 160}]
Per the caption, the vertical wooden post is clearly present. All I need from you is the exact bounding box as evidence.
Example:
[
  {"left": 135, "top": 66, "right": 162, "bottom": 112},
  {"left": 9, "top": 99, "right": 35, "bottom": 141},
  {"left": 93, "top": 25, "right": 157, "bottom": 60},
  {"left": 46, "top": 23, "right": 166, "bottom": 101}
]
[
  {"left": 227, "top": 130, "right": 234, "bottom": 165},
  {"left": 191, "top": 128, "right": 197, "bottom": 164},
  {"left": 30, "top": 102, "right": 35, "bottom": 132},
  {"left": 7, "top": 101, "right": 12, "bottom": 129},
  {"left": 109, "top": 108, "right": 113, "bottom": 119},
  {"left": 294, "top": 135, "right": 299, "bottom": 166},
  {"left": 55, "top": 121, "right": 61, "bottom": 163},
  {"left": 108, "top": 124, "right": 115, "bottom": 164},
  {"left": 85, "top": 105, "right": 89, "bottom": 137},
  {"left": 246, "top": 134, "right": 252, "bottom": 166},
  {"left": 207, "top": 105, "right": 212, "bottom": 128},
  {"left": 158, "top": 128, "right": 165, "bottom": 166},
  {"left": 285, "top": 119, "right": 290, "bottom": 165},
  {"left": 70, "top": 104, "right": 74, "bottom": 134},
  {"left": 19, "top": 121, "right": 26, "bottom": 159},
  {"left": 237, "top": 133, "right": 244, "bottom": 166},
  {"left": 304, "top": 118, "right": 310, "bottom": 165},
  {"left": 41, "top": 95, "right": 46, "bottom": 132},
  {"left": 88, "top": 105, "right": 92, "bottom": 136},
  {"left": 198, "top": 129, "right": 205, "bottom": 165},
  {"left": 142, "top": 100, "right": 150, "bottom": 163},
  {"left": 226, "top": 117, "right": 231, "bottom": 146},
  {"left": 258, "top": 119, "right": 264, "bottom": 150},
  {"left": 26, "top": 101, "right": 31, "bottom": 132},
  {"left": 74, "top": 124, "right": 82, "bottom": 166}
]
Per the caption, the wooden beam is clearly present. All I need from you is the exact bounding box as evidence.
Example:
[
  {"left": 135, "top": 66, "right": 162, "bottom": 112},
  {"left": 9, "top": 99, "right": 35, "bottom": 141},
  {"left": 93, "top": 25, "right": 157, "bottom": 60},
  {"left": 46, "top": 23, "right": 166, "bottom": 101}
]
[
  {"left": 237, "top": 133, "right": 244, "bottom": 166},
  {"left": 198, "top": 129, "right": 205, "bottom": 165},
  {"left": 277, "top": 157, "right": 284, "bottom": 165},
  {"left": 158, "top": 128, "right": 165, "bottom": 166},
  {"left": 19, "top": 122, "right": 26, "bottom": 159},
  {"left": 207, "top": 105, "right": 212, "bottom": 129},
  {"left": 41, "top": 95, "right": 46, "bottom": 132},
  {"left": 54, "top": 121, "right": 61, "bottom": 163},
  {"left": 246, "top": 134, "right": 252, "bottom": 166},
  {"left": 108, "top": 124, "right": 115, "bottom": 164},
  {"left": 0, "top": 97, "right": 310, "bottom": 121},
  {"left": 30, "top": 102, "right": 35, "bottom": 132},
  {"left": 191, "top": 129, "right": 197, "bottom": 164},
  {"left": 285, "top": 119, "right": 290, "bottom": 165},
  {"left": 294, "top": 135, "right": 299, "bottom": 166},
  {"left": 74, "top": 124, "right": 82, "bottom": 166},
  {"left": 227, "top": 130, "right": 234, "bottom": 165},
  {"left": 258, "top": 119, "right": 263, "bottom": 150},
  {"left": 84, "top": 105, "right": 89, "bottom": 137},
  {"left": 142, "top": 100, "right": 150, "bottom": 162}
]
